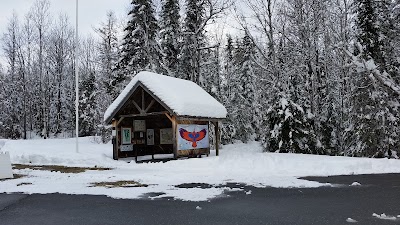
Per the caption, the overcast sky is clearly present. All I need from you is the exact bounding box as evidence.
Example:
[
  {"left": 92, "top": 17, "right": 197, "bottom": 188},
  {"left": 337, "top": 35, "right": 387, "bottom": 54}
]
[
  {"left": 0, "top": 0, "right": 130, "bottom": 35},
  {"left": 0, "top": 0, "right": 131, "bottom": 68},
  {"left": 0, "top": 0, "right": 238, "bottom": 70}
]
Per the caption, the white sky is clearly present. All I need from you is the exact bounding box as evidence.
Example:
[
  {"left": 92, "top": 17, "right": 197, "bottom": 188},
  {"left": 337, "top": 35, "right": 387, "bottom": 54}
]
[
  {"left": 0, "top": 0, "right": 131, "bottom": 68},
  {"left": 0, "top": 0, "right": 240, "bottom": 71},
  {"left": 0, "top": 0, "right": 130, "bottom": 35}
]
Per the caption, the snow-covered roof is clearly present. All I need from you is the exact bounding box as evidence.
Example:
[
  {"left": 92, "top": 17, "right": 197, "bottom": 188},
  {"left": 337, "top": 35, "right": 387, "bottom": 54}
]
[{"left": 104, "top": 71, "right": 227, "bottom": 123}]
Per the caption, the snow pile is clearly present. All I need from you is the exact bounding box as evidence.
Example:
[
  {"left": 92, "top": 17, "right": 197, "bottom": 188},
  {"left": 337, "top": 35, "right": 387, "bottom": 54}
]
[
  {"left": 350, "top": 182, "right": 361, "bottom": 186},
  {"left": 104, "top": 71, "right": 227, "bottom": 123},
  {"left": 372, "top": 213, "right": 397, "bottom": 221},
  {"left": 2, "top": 137, "right": 125, "bottom": 168},
  {"left": 2, "top": 137, "right": 400, "bottom": 201},
  {"left": 346, "top": 218, "right": 358, "bottom": 223}
]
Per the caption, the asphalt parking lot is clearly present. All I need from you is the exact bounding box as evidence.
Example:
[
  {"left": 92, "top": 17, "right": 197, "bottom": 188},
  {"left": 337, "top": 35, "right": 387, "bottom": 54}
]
[{"left": 1, "top": 173, "right": 400, "bottom": 225}]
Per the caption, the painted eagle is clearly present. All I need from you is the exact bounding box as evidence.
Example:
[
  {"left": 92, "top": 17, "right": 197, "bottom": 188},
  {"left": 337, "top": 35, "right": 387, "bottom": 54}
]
[{"left": 179, "top": 128, "right": 207, "bottom": 148}]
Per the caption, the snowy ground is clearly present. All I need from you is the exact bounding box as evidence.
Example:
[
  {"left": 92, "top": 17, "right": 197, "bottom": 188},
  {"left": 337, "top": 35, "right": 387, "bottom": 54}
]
[{"left": 1, "top": 137, "right": 400, "bottom": 201}]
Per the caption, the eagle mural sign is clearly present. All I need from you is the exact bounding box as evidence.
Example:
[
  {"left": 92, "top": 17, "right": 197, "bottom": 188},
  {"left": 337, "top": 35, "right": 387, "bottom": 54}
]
[{"left": 178, "top": 124, "right": 209, "bottom": 150}]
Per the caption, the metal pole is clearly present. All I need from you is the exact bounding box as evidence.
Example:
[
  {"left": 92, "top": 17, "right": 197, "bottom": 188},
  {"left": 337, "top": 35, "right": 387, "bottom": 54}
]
[{"left": 75, "top": 0, "right": 79, "bottom": 153}]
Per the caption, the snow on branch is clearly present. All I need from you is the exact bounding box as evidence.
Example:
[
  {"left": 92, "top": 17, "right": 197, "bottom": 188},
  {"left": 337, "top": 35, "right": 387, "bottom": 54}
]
[
  {"left": 196, "top": 0, "right": 233, "bottom": 35},
  {"left": 343, "top": 45, "right": 400, "bottom": 96}
]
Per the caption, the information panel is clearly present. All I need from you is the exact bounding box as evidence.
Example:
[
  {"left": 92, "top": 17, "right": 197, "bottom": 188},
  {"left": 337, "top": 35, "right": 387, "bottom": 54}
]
[
  {"left": 122, "top": 128, "right": 131, "bottom": 144},
  {"left": 147, "top": 129, "right": 154, "bottom": 145},
  {"left": 120, "top": 144, "right": 133, "bottom": 152},
  {"left": 160, "top": 128, "right": 173, "bottom": 144},
  {"left": 134, "top": 120, "right": 146, "bottom": 132}
]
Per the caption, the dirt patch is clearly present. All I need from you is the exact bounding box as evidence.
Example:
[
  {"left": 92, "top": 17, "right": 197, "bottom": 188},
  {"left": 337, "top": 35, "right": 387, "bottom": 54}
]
[
  {"left": 13, "top": 164, "right": 111, "bottom": 174},
  {"left": 175, "top": 183, "right": 214, "bottom": 189},
  {"left": 90, "top": 180, "right": 148, "bottom": 188},
  {"left": 17, "top": 182, "right": 32, "bottom": 186}
]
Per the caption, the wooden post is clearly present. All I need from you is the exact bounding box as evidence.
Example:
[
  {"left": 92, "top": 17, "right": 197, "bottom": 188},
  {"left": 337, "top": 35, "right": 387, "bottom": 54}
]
[
  {"left": 214, "top": 121, "right": 220, "bottom": 156},
  {"left": 165, "top": 113, "right": 178, "bottom": 159},
  {"left": 172, "top": 116, "right": 178, "bottom": 159},
  {"left": 112, "top": 119, "right": 118, "bottom": 160}
]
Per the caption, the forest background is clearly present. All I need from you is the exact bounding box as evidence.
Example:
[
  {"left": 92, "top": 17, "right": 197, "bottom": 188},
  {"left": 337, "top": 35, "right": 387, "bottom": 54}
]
[{"left": 1, "top": 0, "right": 399, "bottom": 157}]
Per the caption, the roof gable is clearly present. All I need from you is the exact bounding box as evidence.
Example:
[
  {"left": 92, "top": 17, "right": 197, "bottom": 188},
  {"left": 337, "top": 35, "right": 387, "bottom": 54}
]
[
  {"left": 116, "top": 84, "right": 170, "bottom": 116},
  {"left": 104, "top": 71, "right": 227, "bottom": 123}
]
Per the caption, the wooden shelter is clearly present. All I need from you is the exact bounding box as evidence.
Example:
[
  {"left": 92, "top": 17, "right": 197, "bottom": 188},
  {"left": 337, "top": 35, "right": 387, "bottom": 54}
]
[{"left": 104, "top": 71, "right": 227, "bottom": 161}]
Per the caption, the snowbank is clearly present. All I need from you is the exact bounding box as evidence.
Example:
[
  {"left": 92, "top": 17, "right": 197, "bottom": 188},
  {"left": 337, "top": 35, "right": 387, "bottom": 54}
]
[{"left": 2, "top": 137, "right": 125, "bottom": 168}]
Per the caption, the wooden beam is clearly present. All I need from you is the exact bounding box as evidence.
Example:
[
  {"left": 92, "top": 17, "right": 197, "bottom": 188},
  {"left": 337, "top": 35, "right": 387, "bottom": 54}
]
[
  {"left": 141, "top": 89, "right": 145, "bottom": 111},
  {"left": 112, "top": 119, "right": 118, "bottom": 160},
  {"left": 172, "top": 116, "right": 177, "bottom": 159},
  {"left": 177, "top": 116, "right": 223, "bottom": 122},
  {"left": 138, "top": 83, "right": 175, "bottom": 115},
  {"left": 117, "top": 117, "right": 125, "bottom": 126},
  {"left": 104, "top": 82, "right": 141, "bottom": 124},
  {"left": 132, "top": 100, "right": 143, "bottom": 113},
  {"left": 144, "top": 99, "right": 155, "bottom": 113},
  {"left": 120, "top": 111, "right": 169, "bottom": 118},
  {"left": 214, "top": 121, "right": 220, "bottom": 156},
  {"left": 164, "top": 113, "right": 173, "bottom": 122}
]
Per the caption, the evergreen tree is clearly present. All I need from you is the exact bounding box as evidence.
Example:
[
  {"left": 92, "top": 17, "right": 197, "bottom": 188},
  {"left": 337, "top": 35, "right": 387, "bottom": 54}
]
[
  {"left": 354, "top": 0, "right": 398, "bottom": 74},
  {"left": 200, "top": 44, "right": 221, "bottom": 97},
  {"left": 159, "top": 0, "right": 181, "bottom": 76},
  {"left": 79, "top": 71, "right": 98, "bottom": 136},
  {"left": 265, "top": 96, "right": 318, "bottom": 154},
  {"left": 351, "top": 0, "right": 400, "bottom": 157},
  {"left": 179, "top": 0, "right": 206, "bottom": 82},
  {"left": 118, "top": 0, "right": 160, "bottom": 76},
  {"left": 220, "top": 34, "right": 237, "bottom": 144},
  {"left": 229, "top": 34, "right": 258, "bottom": 142},
  {"left": 393, "top": 0, "right": 400, "bottom": 64}
]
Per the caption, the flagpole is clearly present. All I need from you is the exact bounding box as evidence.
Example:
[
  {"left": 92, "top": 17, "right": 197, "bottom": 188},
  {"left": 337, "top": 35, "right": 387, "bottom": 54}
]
[{"left": 75, "top": 0, "right": 79, "bottom": 153}]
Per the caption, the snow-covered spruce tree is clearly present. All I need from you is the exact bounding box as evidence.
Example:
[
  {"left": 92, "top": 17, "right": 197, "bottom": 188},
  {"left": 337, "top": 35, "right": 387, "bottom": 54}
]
[
  {"left": 159, "top": 0, "right": 181, "bottom": 77},
  {"left": 393, "top": 0, "right": 400, "bottom": 67},
  {"left": 375, "top": 0, "right": 399, "bottom": 79},
  {"left": 79, "top": 71, "right": 98, "bottom": 136},
  {"left": 265, "top": 96, "right": 319, "bottom": 154},
  {"left": 179, "top": 0, "right": 206, "bottom": 83},
  {"left": 354, "top": 0, "right": 398, "bottom": 76},
  {"left": 228, "top": 34, "right": 258, "bottom": 143},
  {"left": 220, "top": 35, "right": 236, "bottom": 144},
  {"left": 350, "top": 0, "right": 400, "bottom": 157},
  {"left": 117, "top": 0, "right": 160, "bottom": 77},
  {"left": 199, "top": 44, "right": 221, "bottom": 97}
]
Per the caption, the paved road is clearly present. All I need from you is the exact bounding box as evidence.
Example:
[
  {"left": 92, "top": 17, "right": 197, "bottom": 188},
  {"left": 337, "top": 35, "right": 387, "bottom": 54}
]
[{"left": 1, "top": 174, "right": 400, "bottom": 225}]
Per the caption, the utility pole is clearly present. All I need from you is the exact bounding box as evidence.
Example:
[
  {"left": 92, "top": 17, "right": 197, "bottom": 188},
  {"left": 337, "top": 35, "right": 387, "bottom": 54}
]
[{"left": 75, "top": 0, "right": 79, "bottom": 153}]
